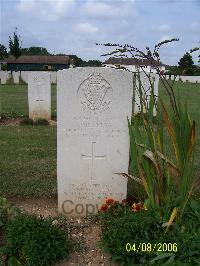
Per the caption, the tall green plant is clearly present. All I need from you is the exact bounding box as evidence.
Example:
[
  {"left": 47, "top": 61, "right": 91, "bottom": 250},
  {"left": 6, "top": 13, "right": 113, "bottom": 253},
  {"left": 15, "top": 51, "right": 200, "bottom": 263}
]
[{"left": 97, "top": 41, "right": 200, "bottom": 222}]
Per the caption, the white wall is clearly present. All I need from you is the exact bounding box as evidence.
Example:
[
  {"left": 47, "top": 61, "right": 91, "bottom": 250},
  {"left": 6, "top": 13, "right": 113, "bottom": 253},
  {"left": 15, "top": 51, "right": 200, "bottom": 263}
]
[
  {"left": 103, "top": 64, "right": 165, "bottom": 74},
  {"left": 179, "top": 76, "right": 200, "bottom": 83}
]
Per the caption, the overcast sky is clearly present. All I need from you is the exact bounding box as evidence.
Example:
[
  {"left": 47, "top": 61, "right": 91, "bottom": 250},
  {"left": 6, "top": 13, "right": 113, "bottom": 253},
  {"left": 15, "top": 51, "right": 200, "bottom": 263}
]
[{"left": 0, "top": 0, "right": 199, "bottom": 65}]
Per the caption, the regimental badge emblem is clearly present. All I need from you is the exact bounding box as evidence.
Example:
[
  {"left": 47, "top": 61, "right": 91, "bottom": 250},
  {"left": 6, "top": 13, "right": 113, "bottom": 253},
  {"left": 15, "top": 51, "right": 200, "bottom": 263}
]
[{"left": 78, "top": 72, "right": 113, "bottom": 113}]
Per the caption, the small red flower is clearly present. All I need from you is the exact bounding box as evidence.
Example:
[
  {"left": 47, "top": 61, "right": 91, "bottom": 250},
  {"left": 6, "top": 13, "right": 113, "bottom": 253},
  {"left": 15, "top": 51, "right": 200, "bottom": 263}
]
[
  {"left": 100, "top": 203, "right": 109, "bottom": 212},
  {"left": 105, "top": 198, "right": 115, "bottom": 205}
]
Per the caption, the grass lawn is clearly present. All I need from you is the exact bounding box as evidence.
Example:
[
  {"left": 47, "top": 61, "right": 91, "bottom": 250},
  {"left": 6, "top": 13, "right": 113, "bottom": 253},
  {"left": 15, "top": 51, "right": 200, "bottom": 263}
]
[
  {"left": 159, "top": 80, "right": 200, "bottom": 177},
  {"left": 0, "top": 81, "right": 200, "bottom": 199},
  {"left": 0, "top": 125, "right": 57, "bottom": 198}
]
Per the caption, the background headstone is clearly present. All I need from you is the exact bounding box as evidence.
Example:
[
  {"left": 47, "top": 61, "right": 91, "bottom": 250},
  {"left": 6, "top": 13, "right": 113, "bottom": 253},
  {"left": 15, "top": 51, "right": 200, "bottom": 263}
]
[
  {"left": 50, "top": 71, "right": 57, "bottom": 84},
  {"left": 12, "top": 71, "right": 20, "bottom": 84},
  {"left": 57, "top": 67, "right": 133, "bottom": 216},
  {"left": 28, "top": 71, "right": 51, "bottom": 120},
  {"left": 0, "top": 71, "right": 9, "bottom": 84},
  {"left": 175, "top": 75, "right": 180, "bottom": 81},
  {"left": 21, "top": 71, "right": 29, "bottom": 83},
  {"left": 134, "top": 73, "right": 159, "bottom": 116}
]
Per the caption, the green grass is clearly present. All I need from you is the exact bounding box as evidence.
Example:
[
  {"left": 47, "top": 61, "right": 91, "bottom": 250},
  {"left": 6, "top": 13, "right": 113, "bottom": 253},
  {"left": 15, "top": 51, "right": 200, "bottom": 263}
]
[
  {"left": 159, "top": 80, "right": 200, "bottom": 177},
  {"left": 0, "top": 84, "right": 57, "bottom": 118},
  {"left": 0, "top": 81, "right": 200, "bottom": 199},
  {"left": 0, "top": 125, "right": 57, "bottom": 198}
]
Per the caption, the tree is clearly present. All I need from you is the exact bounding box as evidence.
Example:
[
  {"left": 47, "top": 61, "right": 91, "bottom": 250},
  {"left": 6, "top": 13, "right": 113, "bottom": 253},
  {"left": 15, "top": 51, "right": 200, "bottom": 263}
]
[
  {"left": 56, "top": 54, "right": 102, "bottom": 67},
  {"left": 21, "top": 47, "right": 51, "bottom": 56},
  {"left": 69, "top": 55, "right": 87, "bottom": 67},
  {"left": 87, "top": 60, "right": 102, "bottom": 67},
  {"left": 178, "top": 52, "right": 194, "bottom": 69},
  {"left": 9, "top": 28, "right": 22, "bottom": 58},
  {"left": 0, "top": 44, "right": 8, "bottom": 60}
]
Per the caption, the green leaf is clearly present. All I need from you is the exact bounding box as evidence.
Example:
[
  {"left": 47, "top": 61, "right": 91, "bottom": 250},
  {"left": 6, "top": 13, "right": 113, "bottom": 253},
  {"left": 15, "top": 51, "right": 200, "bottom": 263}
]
[{"left": 150, "top": 252, "right": 175, "bottom": 263}]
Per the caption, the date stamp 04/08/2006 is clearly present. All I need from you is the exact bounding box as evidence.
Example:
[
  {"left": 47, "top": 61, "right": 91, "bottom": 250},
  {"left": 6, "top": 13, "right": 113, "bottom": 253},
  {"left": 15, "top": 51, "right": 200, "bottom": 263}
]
[{"left": 126, "top": 243, "right": 178, "bottom": 253}]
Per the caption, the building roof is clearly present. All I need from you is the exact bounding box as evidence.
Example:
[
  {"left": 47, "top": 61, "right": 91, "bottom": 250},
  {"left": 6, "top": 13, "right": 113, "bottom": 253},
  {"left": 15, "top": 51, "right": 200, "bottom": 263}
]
[
  {"left": 103, "top": 57, "right": 164, "bottom": 67},
  {"left": 6, "top": 55, "right": 70, "bottom": 64}
]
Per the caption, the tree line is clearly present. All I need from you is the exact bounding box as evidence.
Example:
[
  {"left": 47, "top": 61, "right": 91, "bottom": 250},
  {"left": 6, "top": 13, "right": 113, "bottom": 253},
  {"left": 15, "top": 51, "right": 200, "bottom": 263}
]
[
  {"left": 0, "top": 29, "right": 199, "bottom": 73},
  {"left": 0, "top": 29, "right": 101, "bottom": 67}
]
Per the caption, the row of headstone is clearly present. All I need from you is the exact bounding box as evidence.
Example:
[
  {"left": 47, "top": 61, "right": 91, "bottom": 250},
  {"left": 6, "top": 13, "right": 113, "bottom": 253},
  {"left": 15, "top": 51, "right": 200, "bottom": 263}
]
[
  {"left": 165, "top": 75, "right": 200, "bottom": 83},
  {"left": 27, "top": 69, "right": 160, "bottom": 123},
  {"left": 0, "top": 71, "right": 57, "bottom": 84},
  {"left": 1, "top": 68, "right": 160, "bottom": 216}
]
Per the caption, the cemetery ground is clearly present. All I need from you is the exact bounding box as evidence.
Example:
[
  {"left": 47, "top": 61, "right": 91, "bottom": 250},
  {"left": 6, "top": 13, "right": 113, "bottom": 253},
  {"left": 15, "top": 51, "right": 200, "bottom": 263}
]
[
  {"left": 0, "top": 80, "right": 200, "bottom": 265},
  {"left": 1, "top": 81, "right": 200, "bottom": 199}
]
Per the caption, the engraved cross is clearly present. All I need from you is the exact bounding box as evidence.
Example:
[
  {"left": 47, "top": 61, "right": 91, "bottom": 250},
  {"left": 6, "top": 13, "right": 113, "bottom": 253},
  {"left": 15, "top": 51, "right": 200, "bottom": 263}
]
[{"left": 81, "top": 141, "right": 106, "bottom": 180}]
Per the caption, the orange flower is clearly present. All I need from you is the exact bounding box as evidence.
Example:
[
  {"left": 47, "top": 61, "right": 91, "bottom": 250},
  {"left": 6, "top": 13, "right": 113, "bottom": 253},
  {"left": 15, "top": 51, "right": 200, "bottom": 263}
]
[{"left": 131, "top": 202, "right": 143, "bottom": 212}]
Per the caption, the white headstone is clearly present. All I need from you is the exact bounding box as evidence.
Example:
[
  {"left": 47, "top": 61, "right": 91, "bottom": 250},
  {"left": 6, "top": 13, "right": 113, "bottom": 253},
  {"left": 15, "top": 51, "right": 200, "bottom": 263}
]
[
  {"left": 28, "top": 72, "right": 51, "bottom": 120},
  {"left": 21, "top": 71, "right": 29, "bottom": 83},
  {"left": 57, "top": 68, "right": 133, "bottom": 216},
  {"left": 50, "top": 72, "right": 57, "bottom": 84},
  {"left": 175, "top": 75, "right": 179, "bottom": 81},
  {"left": 134, "top": 73, "right": 159, "bottom": 116},
  {"left": 0, "top": 71, "right": 9, "bottom": 84},
  {"left": 12, "top": 71, "right": 20, "bottom": 84}
]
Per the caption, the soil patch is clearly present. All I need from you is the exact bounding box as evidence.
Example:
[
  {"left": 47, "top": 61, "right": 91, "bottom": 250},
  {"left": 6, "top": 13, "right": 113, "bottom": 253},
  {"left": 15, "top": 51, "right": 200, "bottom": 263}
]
[
  {"left": 0, "top": 118, "right": 57, "bottom": 126},
  {"left": 0, "top": 118, "right": 24, "bottom": 126}
]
